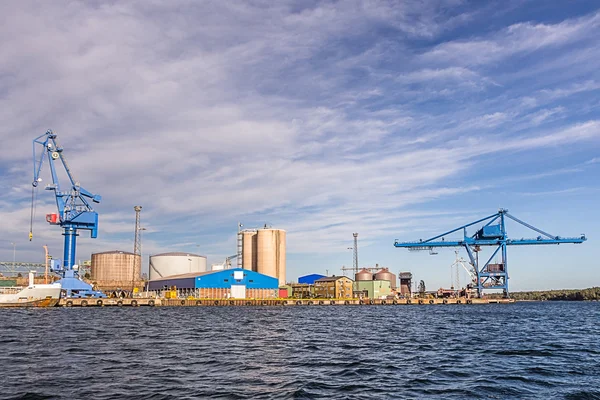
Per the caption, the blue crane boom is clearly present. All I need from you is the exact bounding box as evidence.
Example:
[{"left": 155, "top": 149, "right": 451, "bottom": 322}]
[
  {"left": 394, "top": 209, "right": 586, "bottom": 298},
  {"left": 31, "top": 129, "right": 105, "bottom": 298}
]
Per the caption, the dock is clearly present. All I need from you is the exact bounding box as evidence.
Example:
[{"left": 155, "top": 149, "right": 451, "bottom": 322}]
[
  {"left": 57, "top": 297, "right": 514, "bottom": 307},
  {"left": 59, "top": 298, "right": 159, "bottom": 307}
]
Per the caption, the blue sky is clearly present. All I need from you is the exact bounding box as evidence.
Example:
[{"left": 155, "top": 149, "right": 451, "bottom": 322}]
[{"left": 0, "top": 1, "right": 598, "bottom": 291}]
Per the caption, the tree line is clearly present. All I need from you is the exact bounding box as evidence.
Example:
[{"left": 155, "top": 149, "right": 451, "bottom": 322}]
[{"left": 505, "top": 287, "right": 600, "bottom": 301}]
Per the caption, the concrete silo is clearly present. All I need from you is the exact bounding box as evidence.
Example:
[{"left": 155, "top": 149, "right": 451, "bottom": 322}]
[
  {"left": 149, "top": 252, "right": 207, "bottom": 280},
  {"left": 242, "top": 230, "right": 257, "bottom": 271},
  {"left": 256, "top": 228, "right": 286, "bottom": 286},
  {"left": 375, "top": 268, "right": 397, "bottom": 289},
  {"left": 355, "top": 269, "right": 374, "bottom": 282}
]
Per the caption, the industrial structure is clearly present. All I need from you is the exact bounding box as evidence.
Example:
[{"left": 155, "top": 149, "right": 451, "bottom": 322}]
[
  {"left": 236, "top": 222, "right": 243, "bottom": 269},
  {"left": 30, "top": 129, "right": 105, "bottom": 298},
  {"left": 90, "top": 250, "right": 142, "bottom": 292},
  {"left": 0, "top": 261, "right": 46, "bottom": 277},
  {"left": 353, "top": 268, "right": 396, "bottom": 299},
  {"left": 352, "top": 233, "right": 359, "bottom": 274},
  {"left": 394, "top": 208, "right": 587, "bottom": 298},
  {"left": 211, "top": 254, "right": 238, "bottom": 271},
  {"left": 149, "top": 252, "right": 207, "bottom": 280},
  {"left": 147, "top": 268, "right": 279, "bottom": 299},
  {"left": 241, "top": 226, "right": 286, "bottom": 285},
  {"left": 399, "top": 272, "right": 413, "bottom": 296},
  {"left": 314, "top": 276, "right": 354, "bottom": 298},
  {"left": 133, "top": 205, "right": 144, "bottom": 290},
  {"left": 290, "top": 283, "right": 313, "bottom": 298}
]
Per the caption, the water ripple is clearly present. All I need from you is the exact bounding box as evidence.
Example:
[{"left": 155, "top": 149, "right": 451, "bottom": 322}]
[{"left": 0, "top": 302, "right": 599, "bottom": 399}]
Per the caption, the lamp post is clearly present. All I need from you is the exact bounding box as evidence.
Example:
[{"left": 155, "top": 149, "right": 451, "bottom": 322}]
[
  {"left": 347, "top": 247, "right": 353, "bottom": 277},
  {"left": 43, "top": 245, "right": 49, "bottom": 284}
]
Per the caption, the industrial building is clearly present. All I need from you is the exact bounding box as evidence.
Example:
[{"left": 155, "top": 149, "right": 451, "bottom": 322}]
[
  {"left": 291, "top": 283, "right": 313, "bottom": 298},
  {"left": 147, "top": 268, "right": 278, "bottom": 299},
  {"left": 399, "top": 272, "right": 413, "bottom": 296},
  {"left": 353, "top": 268, "right": 397, "bottom": 299},
  {"left": 241, "top": 227, "right": 286, "bottom": 286},
  {"left": 355, "top": 280, "right": 392, "bottom": 299},
  {"left": 278, "top": 284, "right": 292, "bottom": 298},
  {"left": 314, "top": 276, "right": 354, "bottom": 298},
  {"left": 149, "top": 252, "right": 207, "bottom": 280},
  {"left": 90, "top": 250, "right": 142, "bottom": 292},
  {"left": 298, "top": 274, "right": 325, "bottom": 285}
]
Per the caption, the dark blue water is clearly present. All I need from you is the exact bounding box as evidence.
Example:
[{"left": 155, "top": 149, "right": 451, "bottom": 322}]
[{"left": 1, "top": 302, "right": 599, "bottom": 399}]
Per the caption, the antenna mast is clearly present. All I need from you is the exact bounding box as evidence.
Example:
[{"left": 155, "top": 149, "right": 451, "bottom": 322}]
[{"left": 133, "top": 206, "right": 142, "bottom": 292}]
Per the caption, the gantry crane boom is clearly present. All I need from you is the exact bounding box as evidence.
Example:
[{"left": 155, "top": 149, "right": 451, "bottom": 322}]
[
  {"left": 31, "top": 129, "right": 105, "bottom": 298},
  {"left": 394, "top": 209, "right": 586, "bottom": 298}
]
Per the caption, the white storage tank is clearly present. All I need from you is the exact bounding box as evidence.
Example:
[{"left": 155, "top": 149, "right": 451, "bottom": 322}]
[
  {"left": 211, "top": 264, "right": 225, "bottom": 271},
  {"left": 149, "top": 252, "right": 207, "bottom": 280}
]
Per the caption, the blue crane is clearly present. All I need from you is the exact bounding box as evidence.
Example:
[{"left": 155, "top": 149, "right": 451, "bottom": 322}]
[
  {"left": 394, "top": 209, "right": 586, "bottom": 298},
  {"left": 30, "top": 129, "right": 106, "bottom": 298}
]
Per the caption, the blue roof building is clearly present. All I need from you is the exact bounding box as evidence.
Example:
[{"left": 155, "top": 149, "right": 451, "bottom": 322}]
[
  {"left": 298, "top": 274, "right": 326, "bottom": 285},
  {"left": 148, "top": 268, "right": 279, "bottom": 299}
]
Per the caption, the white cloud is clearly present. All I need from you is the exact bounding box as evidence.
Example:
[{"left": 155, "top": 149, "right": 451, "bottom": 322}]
[
  {"left": 529, "top": 106, "right": 566, "bottom": 125},
  {"left": 540, "top": 80, "right": 600, "bottom": 99},
  {"left": 420, "top": 12, "right": 600, "bottom": 66}
]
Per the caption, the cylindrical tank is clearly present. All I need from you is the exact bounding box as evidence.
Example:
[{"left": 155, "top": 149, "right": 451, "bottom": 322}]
[
  {"left": 211, "top": 264, "right": 224, "bottom": 271},
  {"left": 375, "top": 268, "right": 395, "bottom": 288},
  {"left": 355, "top": 269, "right": 374, "bottom": 281},
  {"left": 389, "top": 272, "right": 397, "bottom": 289},
  {"left": 149, "top": 252, "right": 207, "bottom": 280},
  {"left": 91, "top": 250, "right": 140, "bottom": 282},
  {"left": 242, "top": 230, "right": 257, "bottom": 271},
  {"left": 256, "top": 228, "right": 286, "bottom": 286}
]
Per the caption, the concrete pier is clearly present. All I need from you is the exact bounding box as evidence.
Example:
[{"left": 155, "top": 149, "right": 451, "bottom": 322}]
[
  {"left": 58, "top": 297, "right": 514, "bottom": 307},
  {"left": 59, "top": 298, "right": 159, "bottom": 307},
  {"left": 162, "top": 297, "right": 515, "bottom": 307}
]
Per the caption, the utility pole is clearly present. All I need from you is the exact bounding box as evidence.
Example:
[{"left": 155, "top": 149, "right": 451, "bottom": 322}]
[
  {"left": 43, "top": 245, "right": 49, "bottom": 284},
  {"left": 353, "top": 233, "right": 358, "bottom": 275},
  {"left": 133, "top": 206, "right": 143, "bottom": 294}
]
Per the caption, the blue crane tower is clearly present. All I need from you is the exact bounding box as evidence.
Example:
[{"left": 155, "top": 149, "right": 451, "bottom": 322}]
[
  {"left": 394, "top": 209, "right": 586, "bottom": 298},
  {"left": 30, "top": 129, "right": 106, "bottom": 298}
]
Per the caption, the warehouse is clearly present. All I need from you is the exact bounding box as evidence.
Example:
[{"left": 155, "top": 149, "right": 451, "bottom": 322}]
[
  {"left": 147, "top": 268, "right": 278, "bottom": 299},
  {"left": 314, "top": 276, "right": 354, "bottom": 299},
  {"left": 298, "top": 273, "right": 325, "bottom": 285},
  {"left": 354, "top": 280, "right": 392, "bottom": 300}
]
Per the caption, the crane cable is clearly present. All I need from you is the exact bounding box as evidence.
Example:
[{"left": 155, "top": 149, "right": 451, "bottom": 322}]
[
  {"left": 30, "top": 153, "right": 42, "bottom": 241},
  {"left": 29, "top": 185, "right": 37, "bottom": 241}
]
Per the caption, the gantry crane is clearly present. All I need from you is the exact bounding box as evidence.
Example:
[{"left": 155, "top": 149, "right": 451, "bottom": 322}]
[
  {"left": 394, "top": 209, "right": 586, "bottom": 298},
  {"left": 31, "top": 129, "right": 105, "bottom": 298}
]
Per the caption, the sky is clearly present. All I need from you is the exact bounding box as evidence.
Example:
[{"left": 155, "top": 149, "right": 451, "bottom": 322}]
[{"left": 0, "top": 0, "right": 599, "bottom": 291}]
